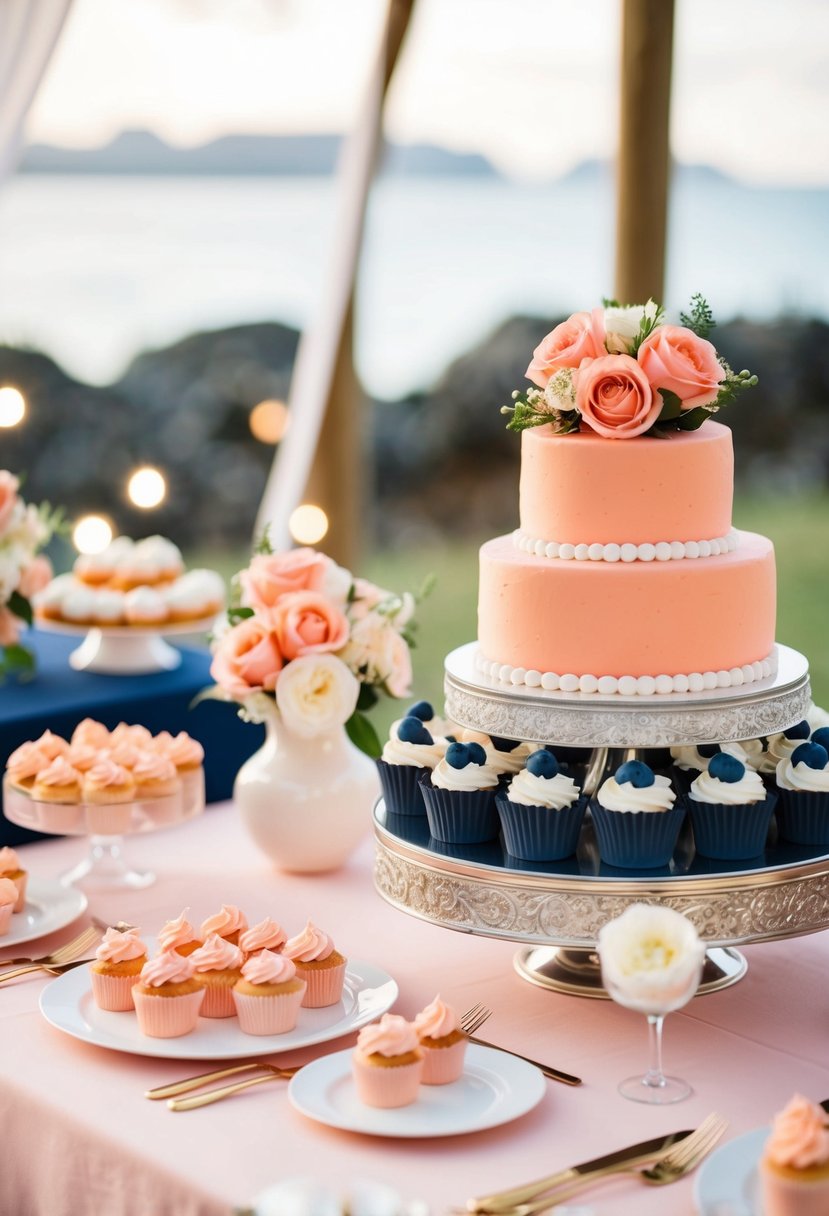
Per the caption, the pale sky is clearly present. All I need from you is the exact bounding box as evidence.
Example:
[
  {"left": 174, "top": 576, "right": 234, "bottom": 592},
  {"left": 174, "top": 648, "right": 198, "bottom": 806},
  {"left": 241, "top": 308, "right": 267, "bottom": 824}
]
[{"left": 25, "top": 0, "right": 829, "bottom": 185}]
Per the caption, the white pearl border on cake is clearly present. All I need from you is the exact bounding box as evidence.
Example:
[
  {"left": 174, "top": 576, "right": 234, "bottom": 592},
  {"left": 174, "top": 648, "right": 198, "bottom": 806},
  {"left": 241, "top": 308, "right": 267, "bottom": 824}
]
[
  {"left": 513, "top": 528, "right": 738, "bottom": 563},
  {"left": 475, "top": 649, "right": 777, "bottom": 695}
]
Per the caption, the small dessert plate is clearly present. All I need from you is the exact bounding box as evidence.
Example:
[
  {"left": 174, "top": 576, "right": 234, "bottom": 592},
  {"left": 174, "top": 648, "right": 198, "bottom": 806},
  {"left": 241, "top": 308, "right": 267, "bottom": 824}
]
[
  {"left": 693, "top": 1126, "right": 766, "bottom": 1214},
  {"left": 288, "top": 1043, "right": 546, "bottom": 1138},
  {"left": 0, "top": 878, "right": 88, "bottom": 948}
]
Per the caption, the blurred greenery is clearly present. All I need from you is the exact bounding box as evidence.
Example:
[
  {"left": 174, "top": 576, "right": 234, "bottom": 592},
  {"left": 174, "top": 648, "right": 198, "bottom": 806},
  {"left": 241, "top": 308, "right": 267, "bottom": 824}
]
[{"left": 189, "top": 492, "right": 829, "bottom": 741}]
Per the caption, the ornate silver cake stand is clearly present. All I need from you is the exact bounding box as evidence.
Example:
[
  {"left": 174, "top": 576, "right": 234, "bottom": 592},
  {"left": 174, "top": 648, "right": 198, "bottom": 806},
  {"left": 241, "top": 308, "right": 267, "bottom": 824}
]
[{"left": 373, "top": 641, "right": 825, "bottom": 998}]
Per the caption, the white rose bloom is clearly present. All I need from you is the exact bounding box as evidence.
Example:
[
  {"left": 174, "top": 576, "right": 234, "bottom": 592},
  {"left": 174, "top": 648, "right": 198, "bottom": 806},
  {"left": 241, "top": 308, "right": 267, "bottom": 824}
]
[
  {"left": 319, "top": 560, "right": 353, "bottom": 607},
  {"left": 0, "top": 546, "right": 24, "bottom": 602},
  {"left": 604, "top": 300, "right": 661, "bottom": 354},
  {"left": 597, "top": 903, "right": 704, "bottom": 1014},
  {"left": 276, "top": 653, "right": 359, "bottom": 738},
  {"left": 339, "top": 609, "right": 392, "bottom": 682},
  {"left": 543, "top": 368, "right": 577, "bottom": 413}
]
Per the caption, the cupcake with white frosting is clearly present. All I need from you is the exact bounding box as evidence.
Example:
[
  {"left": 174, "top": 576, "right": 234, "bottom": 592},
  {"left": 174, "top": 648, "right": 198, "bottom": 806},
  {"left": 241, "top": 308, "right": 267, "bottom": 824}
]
[
  {"left": 670, "top": 740, "right": 757, "bottom": 795},
  {"left": 767, "top": 720, "right": 812, "bottom": 765},
  {"left": 496, "top": 749, "right": 587, "bottom": 861},
  {"left": 687, "top": 752, "right": 777, "bottom": 860},
  {"left": 376, "top": 715, "right": 445, "bottom": 816},
  {"left": 403, "top": 699, "right": 457, "bottom": 743},
  {"left": 775, "top": 741, "right": 829, "bottom": 845},
  {"left": 592, "top": 761, "right": 684, "bottom": 869},
  {"left": 419, "top": 741, "right": 500, "bottom": 844},
  {"left": 458, "top": 729, "right": 534, "bottom": 779}
]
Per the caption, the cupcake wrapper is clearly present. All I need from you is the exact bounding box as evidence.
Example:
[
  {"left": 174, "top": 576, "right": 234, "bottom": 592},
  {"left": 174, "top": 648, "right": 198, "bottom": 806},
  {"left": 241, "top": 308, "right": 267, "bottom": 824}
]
[
  {"left": 496, "top": 795, "right": 586, "bottom": 861},
  {"left": 133, "top": 988, "right": 205, "bottom": 1037},
  {"left": 233, "top": 986, "right": 306, "bottom": 1035},
  {"left": 420, "top": 1038, "right": 467, "bottom": 1085},
  {"left": 376, "top": 760, "right": 430, "bottom": 817},
  {"left": 90, "top": 970, "right": 141, "bottom": 1012},
  {"left": 775, "top": 788, "right": 829, "bottom": 845},
  {"left": 688, "top": 791, "right": 777, "bottom": 860},
  {"left": 419, "top": 778, "right": 499, "bottom": 844},
  {"left": 0, "top": 904, "right": 12, "bottom": 935},
  {"left": 300, "top": 960, "right": 347, "bottom": 1008},
  {"left": 198, "top": 982, "right": 238, "bottom": 1018},
  {"left": 352, "top": 1055, "right": 424, "bottom": 1107},
  {"left": 590, "top": 802, "right": 686, "bottom": 869}
]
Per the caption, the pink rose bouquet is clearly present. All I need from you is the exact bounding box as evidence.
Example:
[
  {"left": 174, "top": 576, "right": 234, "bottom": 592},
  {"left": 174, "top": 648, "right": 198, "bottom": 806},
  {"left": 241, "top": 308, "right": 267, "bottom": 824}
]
[
  {"left": 209, "top": 539, "right": 424, "bottom": 756},
  {"left": 502, "top": 294, "right": 757, "bottom": 440},
  {"left": 0, "top": 472, "right": 60, "bottom": 678}
]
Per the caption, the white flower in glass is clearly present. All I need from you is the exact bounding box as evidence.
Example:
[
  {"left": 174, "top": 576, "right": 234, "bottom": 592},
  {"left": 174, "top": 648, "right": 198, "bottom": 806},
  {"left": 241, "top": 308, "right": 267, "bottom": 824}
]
[{"left": 275, "top": 653, "right": 359, "bottom": 738}]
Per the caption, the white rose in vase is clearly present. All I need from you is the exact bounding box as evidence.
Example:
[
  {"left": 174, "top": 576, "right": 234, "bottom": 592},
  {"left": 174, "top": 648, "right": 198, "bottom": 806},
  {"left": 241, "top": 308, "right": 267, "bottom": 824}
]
[
  {"left": 275, "top": 653, "right": 359, "bottom": 738},
  {"left": 597, "top": 903, "right": 704, "bottom": 1014},
  {"left": 338, "top": 608, "right": 412, "bottom": 697}
]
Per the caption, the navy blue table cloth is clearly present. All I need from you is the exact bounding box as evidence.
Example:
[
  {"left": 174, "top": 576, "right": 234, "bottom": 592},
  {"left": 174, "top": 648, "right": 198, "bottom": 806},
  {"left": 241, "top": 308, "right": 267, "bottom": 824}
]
[{"left": 0, "top": 629, "right": 263, "bottom": 845}]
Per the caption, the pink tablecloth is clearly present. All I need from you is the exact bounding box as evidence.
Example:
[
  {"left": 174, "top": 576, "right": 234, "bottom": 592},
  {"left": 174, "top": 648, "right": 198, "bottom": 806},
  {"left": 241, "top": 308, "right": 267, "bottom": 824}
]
[{"left": 2, "top": 804, "right": 828, "bottom": 1216}]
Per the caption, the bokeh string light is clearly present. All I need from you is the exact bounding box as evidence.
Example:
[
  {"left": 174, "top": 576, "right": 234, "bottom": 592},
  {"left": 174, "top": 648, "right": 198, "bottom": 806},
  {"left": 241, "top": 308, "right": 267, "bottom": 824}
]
[
  {"left": 0, "top": 386, "right": 26, "bottom": 427},
  {"left": 288, "top": 504, "right": 329, "bottom": 545},
  {"left": 127, "top": 466, "right": 167, "bottom": 509},
  {"left": 72, "top": 515, "right": 113, "bottom": 554}
]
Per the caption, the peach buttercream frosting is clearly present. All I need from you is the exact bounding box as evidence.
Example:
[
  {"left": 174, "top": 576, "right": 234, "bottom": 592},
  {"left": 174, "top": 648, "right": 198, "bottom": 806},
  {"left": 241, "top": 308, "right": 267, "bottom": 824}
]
[
  {"left": 764, "top": 1095, "right": 829, "bottom": 1170},
  {"left": 283, "top": 921, "right": 335, "bottom": 963},
  {"left": 414, "top": 995, "right": 461, "bottom": 1040},
  {"left": 85, "top": 757, "right": 132, "bottom": 788},
  {"left": 239, "top": 917, "right": 286, "bottom": 955},
  {"left": 66, "top": 743, "right": 99, "bottom": 773},
  {"left": 34, "top": 731, "right": 70, "bottom": 760},
  {"left": 140, "top": 951, "right": 196, "bottom": 987},
  {"left": 241, "top": 949, "right": 297, "bottom": 986},
  {"left": 99, "top": 740, "right": 140, "bottom": 769},
  {"left": 158, "top": 732, "right": 204, "bottom": 768},
  {"left": 35, "top": 757, "right": 81, "bottom": 788},
  {"left": 200, "top": 904, "right": 248, "bottom": 939},
  {"left": 158, "top": 910, "right": 198, "bottom": 953},
  {"left": 131, "top": 751, "right": 177, "bottom": 783},
  {"left": 357, "top": 1013, "right": 419, "bottom": 1057},
  {"left": 0, "top": 848, "right": 21, "bottom": 874},
  {"left": 6, "top": 742, "right": 49, "bottom": 783},
  {"left": 71, "top": 719, "right": 110, "bottom": 749},
  {"left": 95, "top": 926, "right": 146, "bottom": 963},
  {"left": 190, "top": 932, "right": 244, "bottom": 972},
  {"left": 0, "top": 877, "right": 17, "bottom": 906}
]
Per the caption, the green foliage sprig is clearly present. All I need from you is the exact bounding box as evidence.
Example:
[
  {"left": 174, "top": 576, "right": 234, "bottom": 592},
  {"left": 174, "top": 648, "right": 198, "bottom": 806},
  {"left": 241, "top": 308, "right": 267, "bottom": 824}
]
[{"left": 680, "top": 293, "right": 716, "bottom": 339}]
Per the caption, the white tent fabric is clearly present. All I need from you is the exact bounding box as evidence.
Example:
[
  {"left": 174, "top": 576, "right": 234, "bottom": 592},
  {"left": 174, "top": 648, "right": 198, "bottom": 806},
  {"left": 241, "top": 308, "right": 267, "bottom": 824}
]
[{"left": 0, "top": 0, "right": 72, "bottom": 186}]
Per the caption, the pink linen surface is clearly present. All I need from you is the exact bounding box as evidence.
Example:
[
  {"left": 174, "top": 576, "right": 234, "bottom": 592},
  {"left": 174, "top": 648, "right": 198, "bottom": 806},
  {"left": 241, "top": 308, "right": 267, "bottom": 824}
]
[{"left": 1, "top": 802, "right": 828, "bottom": 1216}]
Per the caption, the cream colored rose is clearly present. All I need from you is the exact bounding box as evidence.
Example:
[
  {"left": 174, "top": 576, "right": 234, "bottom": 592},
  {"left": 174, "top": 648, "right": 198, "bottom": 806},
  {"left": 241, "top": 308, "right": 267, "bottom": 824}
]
[
  {"left": 604, "top": 300, "right": 660, "bottom": 354},
  {"left": 338, "top": 608, "right": 412, "bottom": 696},
  {"left": 597, "top": 903, "right": 704, "bottom": 1014},
  {"left": 275, "top": 653, "right": 359, "bottom": 737}
]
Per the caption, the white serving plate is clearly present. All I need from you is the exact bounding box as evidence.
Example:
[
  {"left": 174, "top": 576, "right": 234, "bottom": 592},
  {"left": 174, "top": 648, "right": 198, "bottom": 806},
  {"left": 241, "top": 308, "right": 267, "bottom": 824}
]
[
  {"left": 694, "top": 1127, "right": 767, "bottom": 1215},
  {"left": 0, "top": 878, "right": 87, "bottom": 948}
]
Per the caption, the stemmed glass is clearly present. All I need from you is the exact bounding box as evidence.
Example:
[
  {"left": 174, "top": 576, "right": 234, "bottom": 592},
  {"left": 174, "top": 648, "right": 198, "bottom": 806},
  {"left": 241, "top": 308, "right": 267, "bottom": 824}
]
[{"left": 598, "top": 903, "right": 705, "bottom": 1105}]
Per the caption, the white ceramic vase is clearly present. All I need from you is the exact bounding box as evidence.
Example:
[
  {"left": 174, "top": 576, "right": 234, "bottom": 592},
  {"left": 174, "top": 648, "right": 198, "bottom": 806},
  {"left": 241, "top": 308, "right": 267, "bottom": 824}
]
[{"left": 234, "top": 706, "right": 381, "bottom": 873}]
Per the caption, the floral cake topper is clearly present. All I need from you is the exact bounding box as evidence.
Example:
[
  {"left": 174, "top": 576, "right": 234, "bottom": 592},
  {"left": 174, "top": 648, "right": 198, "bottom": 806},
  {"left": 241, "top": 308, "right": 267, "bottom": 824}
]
[{"left": 502, "top": 295, "right": 757, "bottom": 440}]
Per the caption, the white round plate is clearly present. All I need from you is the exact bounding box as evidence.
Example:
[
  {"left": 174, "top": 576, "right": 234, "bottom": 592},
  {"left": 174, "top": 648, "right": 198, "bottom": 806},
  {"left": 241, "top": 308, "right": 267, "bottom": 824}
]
[
  {"left": 0, "top": 878, "right": 87, "bottom": 948},
  {"left": 288, "top": 1043, "right": 547, "bottom": 1138},
  {"left": 693, "top": 1127, "right": 766, "bottom": 1215},
  {"left": 39, "top": 955, "right": 397, "bottom": 1060}
]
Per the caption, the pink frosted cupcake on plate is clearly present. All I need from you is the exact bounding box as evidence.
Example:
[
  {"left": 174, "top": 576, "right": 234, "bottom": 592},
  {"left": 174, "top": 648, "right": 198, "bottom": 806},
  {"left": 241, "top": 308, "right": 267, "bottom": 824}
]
[
  {"left": 760, "top": 1094, "right": 829, "bottom": 1216},
  {"left": 189, "top": 933, "right": 245, "bottom": 1017},
  {"left": 283, "top": 922, "right": 347, "bottom": 1008},
  {"left": 413, "top": 995, "right": 467, "bottom": 1084},
  {"left": 352, "top": 1014, "right": 424, "bottom": 1108},
  {"left": 239, "top": 917, "right": 287, "bottom": 958},
  {"left": 200, "top": 904, "right": 248, "bottom": 947},
  {"left": 0, "top": 877, "right": 17, "bottom": 935},
  {"left": 0, "top": 847, "right": 27, "bottom": 912},
  {"left": 157, "top": 909, "right": 202, "bottom": 957},
  {"left": 90, "top": 926, "right": 148, "bottom": 1011},
  {"left": 233, "top": 950, "right": 306, "bottom": 1035},
  {"left": 133, "top": 952, "right": 205, "bottom": 1038}
]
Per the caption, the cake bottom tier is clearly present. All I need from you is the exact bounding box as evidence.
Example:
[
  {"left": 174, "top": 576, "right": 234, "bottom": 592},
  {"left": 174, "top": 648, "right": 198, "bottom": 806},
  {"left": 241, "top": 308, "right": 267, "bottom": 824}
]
[{"left": 478, "top": 529, "right": 776, "bottom": 689}]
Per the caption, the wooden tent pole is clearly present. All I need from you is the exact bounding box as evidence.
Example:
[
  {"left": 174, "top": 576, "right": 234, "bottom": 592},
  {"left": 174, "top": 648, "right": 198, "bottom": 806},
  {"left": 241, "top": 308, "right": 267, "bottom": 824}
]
[{"left": 614, "top": 0, "right": 676, "bottom": 305}]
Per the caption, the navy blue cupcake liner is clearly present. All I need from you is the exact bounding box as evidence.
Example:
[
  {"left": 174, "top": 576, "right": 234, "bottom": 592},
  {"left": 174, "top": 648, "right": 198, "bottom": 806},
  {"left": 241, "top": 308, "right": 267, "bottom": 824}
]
[
  {"left": 687, "top": 791, "right": 777, "bottom": 860},
  {"left": 495, "top": 794, "right": 587, "bottom": 861},
  {"left": 589, "top": 801, "right": 686, "bottom": 869},
  {"left": 775, "top": 788, "right": 829, "bottom": 846},
  {"left": 375, "top": 759, "right": 430, "bottom": 817},
  {"left": 418, "top": 774, "right": 500, "bottom": 843}
]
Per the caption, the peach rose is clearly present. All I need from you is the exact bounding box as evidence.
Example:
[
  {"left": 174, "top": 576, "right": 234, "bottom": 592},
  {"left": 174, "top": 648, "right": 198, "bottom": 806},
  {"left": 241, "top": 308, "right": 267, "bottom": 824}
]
[
  {"left": 17, "top": 554, "right": 52, "bottom": 599},
  {"left": 239, "top": 548, "right": 329, "bottom": 611},
  {"left": 637, "top": 324, "right": 724, "bottom": 409},
  {"left": 526, "top": 310, "right": 605, "bottom": 387},
  {"left": 575, "top": 353, "right": 662, "bottom": 439},
  {"left": 0, "top": 606, "right": 19, "bottom": 646},
  {"left": 210, "top": 616, "right": 283, "bottom": 700},
  {"left": 0, "top": 473, "right": 20, "bottom": 536},
  {"left": 271, "top": 591, "right": 349, "bottom": 660}
]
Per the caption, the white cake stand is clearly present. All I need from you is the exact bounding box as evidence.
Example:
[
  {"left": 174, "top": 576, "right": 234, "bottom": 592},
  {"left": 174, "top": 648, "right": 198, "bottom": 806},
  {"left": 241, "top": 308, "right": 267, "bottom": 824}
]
[
  {"left": 373, "top": 642, "right": 819, "bottom": 998},
  {"left": 35, "top": 616, "right": 219, "bottom": 675}
]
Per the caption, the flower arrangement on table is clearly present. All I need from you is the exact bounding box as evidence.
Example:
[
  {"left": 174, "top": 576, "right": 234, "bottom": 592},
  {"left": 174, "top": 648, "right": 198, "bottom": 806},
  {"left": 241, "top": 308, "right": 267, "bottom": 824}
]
[
  {"left": 208, "top": 539, "right": 426, "bottom": 757},
  {"left": 501, "top": 294, "right": 757, "bottom": 439},
  {"left": 0, "top": 472, "right": 60, "bottom": 678}
]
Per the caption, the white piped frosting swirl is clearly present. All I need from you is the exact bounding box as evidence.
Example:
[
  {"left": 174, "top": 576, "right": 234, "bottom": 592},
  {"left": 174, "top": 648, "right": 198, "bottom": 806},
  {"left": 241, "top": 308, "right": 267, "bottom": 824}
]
[
  {"left": 506, "top": 768, "right": 580, "bottom": 810},
  {"left": 776, "top": 758, "right": 829, "bottom": 793},
  {"left": 597, "top": 773, "right": 676, "bottom": 814},
  {"left": 689, "top": 766, "right": 767, "bottom": 805},
  {"left": 431, "top": 757, "right": 498, "bottom": 791}
]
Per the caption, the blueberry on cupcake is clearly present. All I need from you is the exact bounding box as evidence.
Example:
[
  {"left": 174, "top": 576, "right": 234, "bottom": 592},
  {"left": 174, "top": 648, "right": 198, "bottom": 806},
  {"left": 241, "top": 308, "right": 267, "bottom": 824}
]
[
  {"left": 419, "top": 741, "right": 500, "bottom": 843},
  {"left": 404, "top": 699, "right": 457, "bottom": 741},
  {"left": 767, "top": 719, "right": 812, "bottom": 766},
  {"left": 669, "top": 741, "right": 757, "bottom": 796},
  {"left": 376, "top": 715, "right": 445, "bottom": 816},
  {"left": 592, "top": 760, "right": 684, "bottom": 869},
  {"left": 496, "top": 749, "right": 586, "bottom": 861},
  {"left": 687, "top": 751, "right": 776, "bottom": 860},
  {"left": 775, "top": 741, "right": 829, "bottom": 845},
  {"left": 457, "top": 729, "right": 533, "bottom": 778}
]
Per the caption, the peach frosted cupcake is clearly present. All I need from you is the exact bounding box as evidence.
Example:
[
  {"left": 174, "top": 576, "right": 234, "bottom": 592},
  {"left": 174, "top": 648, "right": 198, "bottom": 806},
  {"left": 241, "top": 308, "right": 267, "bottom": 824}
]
[
  {"left": 0, "top": 877, "right": 17, "bottom": 935},
  {"left": 283, "top": 922, "right": 347, "bottom": 1008},
  {"left": 33, "top": 731, "right": 70, "bottom": 762},
  {"left": 90, "top": 927, "right": 148, "bottom": 1011},
  {"left": 352, "top": 1014, "right": 424, "bottom": 1108},
  {"left": 82, "top": 758, "right": 136, "bottom": 833},
  {"left": 31, "top": 757, "right": 84, "bottom": 831},
  {"left": 5, "top": 741, "right": 49, "bottom": 792},
  {"left": 0, "top": 847, "right": 27, "bottom": 912},
  {"left": 110, "top": 722, "right": 153, "bottom": 750},
  {"left": 133, "top": 952, "right": 204, "bottom": 1038},
  {"left": 413, "top": 995, "right": 467, "bottom": 1084},
  {"left": 190, "top": 933, "right": 245, "bottom": 1017},
  {"left": 66, "top": 743, "right": 100, "bottom": 775},
  {"left": 158, "top": 909, "right": 202, "bottom": 957},
  {"left": 760, "top": 1094, "right": 829, "bottom": 1216},
  {"left": 233, "top": 950, "right": 306, "bottom": 1035},
  {"left": 200, "top": 904, "right": 248, "bottom": 947},
  {"left": 71, "top": 718, "right": 111, "bottom": 750},
  {"left": 160, "top": 732, "right": 204, "bottom": 774},
  {"left": 239, "top": 917, "right": 287, "bottom": 958},
  {"left": 131, "top": 751, "right": 180, "bottom": 799}
]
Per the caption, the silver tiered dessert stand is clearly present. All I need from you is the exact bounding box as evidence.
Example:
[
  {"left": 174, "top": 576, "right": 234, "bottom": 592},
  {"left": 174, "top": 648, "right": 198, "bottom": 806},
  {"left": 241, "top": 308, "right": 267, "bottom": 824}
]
[{"left": 373, "top": 642, "right": 829, "bottom": 998}]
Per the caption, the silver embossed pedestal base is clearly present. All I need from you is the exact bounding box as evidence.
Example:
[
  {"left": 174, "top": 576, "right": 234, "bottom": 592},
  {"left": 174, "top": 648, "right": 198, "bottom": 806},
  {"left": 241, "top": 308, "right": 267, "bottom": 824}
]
[{"left": 513, "top": 945, "right": 747, "bottom": 998}]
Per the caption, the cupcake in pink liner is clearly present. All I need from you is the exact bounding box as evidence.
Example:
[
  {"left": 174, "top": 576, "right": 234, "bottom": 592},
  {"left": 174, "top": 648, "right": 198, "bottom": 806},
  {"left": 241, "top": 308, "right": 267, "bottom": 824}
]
[
  {"left": 200, "top": 904, "right": 248, "bottom": 947},
  {"left": 283, "top": 922, "right": 347, "bottom": 1008},
  {"left": 413, "top": 995, "right": 467, "bottom": 1084},
  {"left": 70, "top": 719, "right": 111, "bottom": 750},
  {"left": 0, "top": 847, "right": 27, "bottom": 912},
  {"left": 0, "top": 877, "right": 17, "bottom": 935},
  {"left": 82, "top": 758, "right": 136, "bottom": 834},
  {"left": 5, "top": 741, "right": 49, "bottom": 791},
  {"left": 352, "top": 1014, "right": 424, "bottom": 1108},
  {"left": 238, "top": 917, "right": 287, "bottom": 958},
  {"left": 158, "top": 909, "right": 202, "bottom": 957},
  {"left": 32, "top": 731, "right": 70, "bottom": 762},
  {"left": 31, "top": 757, "right": 84, "bottom": 832},
  {"left": 90, "top": 926, "right": 148, "bottom": 1010},
  {"left": 760, "top": 1094, "right": 829, "bottom": 1216},
  {"left": 133, "top": 952, "right": 204, "bottom": 1038},
  {"left": 233, "top": 950, "right": 306, "bottom": 1035},
  {"left": 131, "top": 751, "right": 180, "bottom": 799},
  {"left": 190, "top": 933, "right": 245, "bottom": 1017},
  {"left": 156, "top": 731, "right": 204, "bottom": 774}
]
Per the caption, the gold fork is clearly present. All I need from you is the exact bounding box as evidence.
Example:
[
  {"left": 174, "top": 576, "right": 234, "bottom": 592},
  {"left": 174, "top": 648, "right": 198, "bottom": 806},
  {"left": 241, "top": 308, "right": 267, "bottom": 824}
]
[
  {"left": 91, "top": 917, "right": 137, "bottom": 934},
  {"left": 147, "top": 1062, "right": 300, "bottom": 1111},
  {"left": 0, "top": 924, "right": 100, "bottom": 982},
  {"left": 460, "top": 1003, "right": 581, "bottom": 1087}
]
